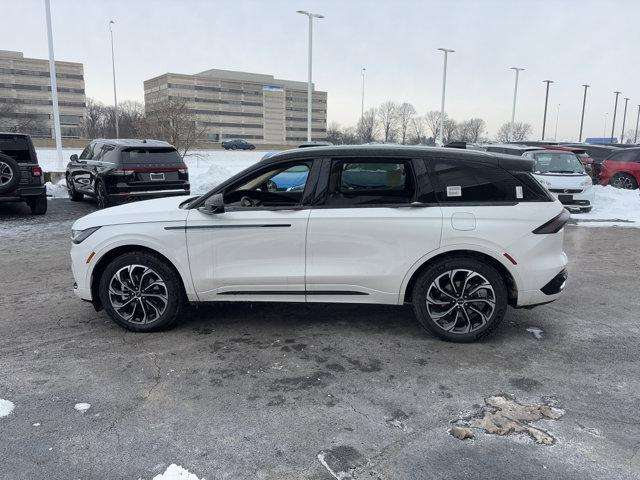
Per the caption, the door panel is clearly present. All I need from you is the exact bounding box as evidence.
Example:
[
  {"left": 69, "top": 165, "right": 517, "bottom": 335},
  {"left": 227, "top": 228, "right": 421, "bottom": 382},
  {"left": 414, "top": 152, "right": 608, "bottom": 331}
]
[
  {"left": 305, "top": 206, "right": 442, "bottom": 304},
  {"left": 186, "top": 207, "right": 311, "bottom": 302}
]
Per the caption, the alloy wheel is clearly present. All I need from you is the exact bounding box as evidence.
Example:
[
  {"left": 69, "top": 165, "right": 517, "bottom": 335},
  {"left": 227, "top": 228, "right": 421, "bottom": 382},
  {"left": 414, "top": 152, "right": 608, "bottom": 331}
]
[
  {"left": 425, "top": 269, "right": 496, "bottom": 334},
  {"left": 612, "top": 175, "right": 635, "bottom": 190},
  {"left": 0, "top": 161, "right": 13, "bottom": 186},
  {"left": 108, "top": 264, "right": 168, "bottom": 324}
]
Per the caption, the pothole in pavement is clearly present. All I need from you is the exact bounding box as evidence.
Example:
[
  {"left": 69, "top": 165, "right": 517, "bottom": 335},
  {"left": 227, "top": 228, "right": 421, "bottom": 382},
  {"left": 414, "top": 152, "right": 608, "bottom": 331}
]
[{"left": 449, "top": 394, "right": 564, "bottom": 445}]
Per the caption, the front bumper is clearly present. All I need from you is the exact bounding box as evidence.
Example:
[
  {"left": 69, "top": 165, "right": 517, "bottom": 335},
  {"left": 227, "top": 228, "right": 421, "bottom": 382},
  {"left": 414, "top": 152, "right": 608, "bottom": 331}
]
[{"left": 549, "top": 188, "right": 595, "bottom": 211}]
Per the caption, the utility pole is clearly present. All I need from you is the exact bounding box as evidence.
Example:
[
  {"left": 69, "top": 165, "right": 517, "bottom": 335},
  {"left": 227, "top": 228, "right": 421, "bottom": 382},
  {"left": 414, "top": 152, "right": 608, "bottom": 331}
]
[
  {"left": 554, "top": 104, "right": 560, "bottom": 140},
  {"left": 611, "top": 91, "right": 621, "bottom": 143},
  {"left": 109, "top": 20, "right": 119, "bottom": 138},
  {"left": 634, "top": 105, "right": 640, "bottom": 144},
  {"left": 44, "top": 0, "right": 63, "bottom": 170},
  {"left": 437, "top": 48, "right": 454, "bottom": 146},
  {"left": 620, "top": 97, "right": 630, "bottom": 143},
  {"left": 297, "top": 10, "right": 324, "bottom": 142},
  {"left": 509, "top": 67, "right": 524, "bottom": 141},
  {"left": 541, "top": 80, "right": 553, "bottom": 140},
  {"left": 578, "top": 84, "right": 589, "bottom": 142},
  {"left": 360, "top": 67, "right": 366, "bottom": 123}
]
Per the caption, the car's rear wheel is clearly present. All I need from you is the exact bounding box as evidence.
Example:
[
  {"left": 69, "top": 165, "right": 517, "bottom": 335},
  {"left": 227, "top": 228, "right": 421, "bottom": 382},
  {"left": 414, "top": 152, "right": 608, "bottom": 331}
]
[
  {"left": 95, "top": 181, "right": 111, "bottom": 209},
  {"left": 249, "top": 145, "right": 255, "bottom": 150},
  {"left": 231, "top": 145, "right": 237, "bottom": 150},
  {"left": 99, "top": 251, "right": 184, "bottom": 332},
  {"left": 611, "top": 173, "right": 637, "bottom": 190},
  {"left": 580, "top": 207, "right": 593, "bottom": 213},
  {"left": 411, "top": 256, "right": 508, "bottom": 342},
  {"left": 0, "top": 153, "right": 20, "bottom": 194},
  {"left": 27, "top": 194, "right": 47, "bottom": 215},
  {"left": 66, "top": 175, "right": 83, "bottom": 201}
]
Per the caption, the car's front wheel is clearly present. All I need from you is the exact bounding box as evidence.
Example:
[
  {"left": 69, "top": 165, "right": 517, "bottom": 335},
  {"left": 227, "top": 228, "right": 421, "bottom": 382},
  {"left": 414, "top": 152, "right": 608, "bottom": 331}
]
[
  {"left": 611, "top": 173, "right": 637, "bottom": 190},
  {"left": 66, "top": 175, "right": 83, "bottom": 201},
  {"left": 411, "top": 256, "right": 508, "bottom": 342},
  {"left": 99, "top": 251, "right": 184, "bottom": 332}
]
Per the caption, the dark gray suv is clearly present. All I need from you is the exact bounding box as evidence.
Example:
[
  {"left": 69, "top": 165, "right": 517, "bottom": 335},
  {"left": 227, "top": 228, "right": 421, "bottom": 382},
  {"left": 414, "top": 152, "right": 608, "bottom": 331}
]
[{"left": 0, "top": 132, "right": 47, "bottom": 214}]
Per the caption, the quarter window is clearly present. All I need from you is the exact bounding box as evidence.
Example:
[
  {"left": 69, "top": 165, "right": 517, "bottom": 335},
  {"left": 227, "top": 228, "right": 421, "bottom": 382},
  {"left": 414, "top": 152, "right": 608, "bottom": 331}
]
[
  {"left": 609, "top": 150, "right": 640, "bottom": 163},
  {"left": 324, "top": 159, "right": 415, "bottom": 206}
]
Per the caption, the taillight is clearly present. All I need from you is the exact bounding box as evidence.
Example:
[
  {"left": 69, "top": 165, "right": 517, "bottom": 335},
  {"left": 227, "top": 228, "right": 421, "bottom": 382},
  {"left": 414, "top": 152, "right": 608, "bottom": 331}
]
[
  {"left": 111, "top": 169, "right": 135, "bottom": 176},
  {"left": 178, "top": 168, "right": 188, "bottom": 175},
  {"left": 31, "top": 166, "right": 42, "bottom": 177},
  {"left": 533, "top": 209, "right": 571, "bottom": 234}
]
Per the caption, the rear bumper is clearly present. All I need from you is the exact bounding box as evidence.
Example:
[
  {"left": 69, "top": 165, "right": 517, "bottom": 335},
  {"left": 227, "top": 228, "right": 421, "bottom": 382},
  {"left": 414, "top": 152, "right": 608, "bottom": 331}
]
[
  {"left": 0, "top": 185, "right": 46, "bottom": 202},
  {"left": 107, "top": 188, "right": 190, "bottom": 204}
]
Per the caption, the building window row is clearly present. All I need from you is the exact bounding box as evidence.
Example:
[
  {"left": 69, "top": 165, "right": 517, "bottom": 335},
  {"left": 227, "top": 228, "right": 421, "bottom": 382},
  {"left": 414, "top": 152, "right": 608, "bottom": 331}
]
[
  {"left": 286, "top": 107, "right": 327, "bottom": 113},
  {"left": 286, "top": 127, "right": 327, "bottom": 132},
  {"left": 0, "top": 67, "right": 83, "bottom": 80},
  {"left": 0, "top": 97, "right": 86, "bottom": 107},
  {"left": 285, "top": 116, "right": 324, "bottom": 122},
  {"left": 286, "top": 136, "right": 327, "bottom": 141},
  {"left": 193, "top": 109, "right": 263, "bottom": 118},
  {"left": 199, "top": 121, "right": 263, "bottom": 129},
  {"left": 167, "top": 83, "right": 262, "bottom": 96},
  {"left": 0, "top": 83, "right": 85, "bottom": 94},
  {"left": 194, "top": 97, "right": 263, "bottom": 107}
]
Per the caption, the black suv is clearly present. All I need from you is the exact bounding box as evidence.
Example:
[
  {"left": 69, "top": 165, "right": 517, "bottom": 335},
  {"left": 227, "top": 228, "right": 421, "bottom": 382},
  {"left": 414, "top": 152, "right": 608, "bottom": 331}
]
[
  {"left": 222, "top": 138, "right": 255, "bottom": 150},
  {"left": 66, "top": 139, "right": 190, "bottom": 209},
  {"left": 0, "top": 132, "right": 47, "bottom": 214}
]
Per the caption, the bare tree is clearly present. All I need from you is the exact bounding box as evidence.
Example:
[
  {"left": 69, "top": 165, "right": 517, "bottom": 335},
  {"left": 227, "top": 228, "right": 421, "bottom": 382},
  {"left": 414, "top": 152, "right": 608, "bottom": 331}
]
[
  {"left": 442, "top": 118, "right": 458, "bottom": 144},
  {"left": 457, "top": 118, "right": 486, "bottom": 143},
  {"left": 117, "top": 100, "right": 145, "bottom": 138},
  {"left": 357, "top": 107, "right": 378, "bottom": 143},
  {"left": 0, "top": 102, "right": 47, "bottom": 134},
  {"left": 142, "top": 97, "right": 205, "bottom": 157},
  {"left": 326, "top": 122, "right": 359, "bottom": 145},
  {"left": 81, "top": 98, "right": 106, "bottom": 139},
  {"left": 377, "top": 101, "right": 399, "bottom": 143},
  {"left": 397, "top": 102, "right": 416, "bottom": 144},
  {"left": 424, "top": 110, "right": 444, "bottom": 141},
  {"left": 409, "top": 116, "right": 428, "bottom": 145},
  {"left": 495, "top": 121, "right": 533, "bottom": 142}
]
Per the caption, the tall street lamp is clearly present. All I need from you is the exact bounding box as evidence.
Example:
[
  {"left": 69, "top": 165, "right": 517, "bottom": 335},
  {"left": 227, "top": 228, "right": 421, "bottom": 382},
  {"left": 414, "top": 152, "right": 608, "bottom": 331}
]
[
  {"left": 509, "top": 67, "right": 524, "bottom": 141},
  {"left": 578, "top": 84, "right": 589, "bottom": 142},
  {"left": 603, "top": 113, "right": 608, "bottom": 140},
  {"left": 620, "top": 97, "right": 630, "bottom": 143},
  {"left": 635, "top": 105, "right": 640, "bottom": 144},
  {"left": 611, "top": 91, "right": 621, "bottom": 143},
  {"left": 44, "top": 0, "right": 63, "bottom": 169},
  {"left": 554, "top": 103, "right": 560, "bottom": 140},
  {"left": 360, "top": 67, "right": 366, "bottom": 123},
  {"left": 109, "top": 20, "right": 119, "bottom": 138},
  {"left": 437, "top": 48, "right": 454, "bottom": 146},
  {"left": 297, "top": 10, "right": 324, "bottom": 142},
  {"left": 541, "top": 80, "right": 554, "bottom": 140}
]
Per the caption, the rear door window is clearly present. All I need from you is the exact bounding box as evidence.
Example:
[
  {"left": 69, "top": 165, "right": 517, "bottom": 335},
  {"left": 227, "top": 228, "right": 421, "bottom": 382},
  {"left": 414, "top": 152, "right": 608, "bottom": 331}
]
[
  {"left": 0, "top": 136, "right": 32, "bottom": 162},
  {"left": 323, "top": 159, "right": 415, "bottom": 206},
  {"left": 121, "top": 147, "right": 183, "bottom": 166},
  {"left": 609, "top": 150, "right": 640, "bottom": 163}
]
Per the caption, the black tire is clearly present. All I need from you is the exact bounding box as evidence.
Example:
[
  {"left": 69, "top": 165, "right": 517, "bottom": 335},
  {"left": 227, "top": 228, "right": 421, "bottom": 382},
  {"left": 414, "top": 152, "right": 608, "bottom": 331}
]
[
  {"left": 99, "top": 251, "right": 184, "bottom": 332},
  {"left": 411, "top": 256, "right": 508, "bottom": 342},
  {"left": 0, "top": 153, "right": 21, "bottom": 194},
  {"left": 66, "top": 175, "right": 84, "bottom": 201},
  {"left": 231, "top": 145, "right": 237, "bottom": 150},
  {"left": 249, "top": 145, "right": 255, "bottom": 150},
  {"left": 27, "top": 194, "right": 47, "bottom": 215},
  {"left": 611, "top": 173, "right": 637, "bottom": 190},
  {"left": 95, "top": 181, "right": 111, "bottom": 209},
  {"left": 580, "top": 207, "right": 593, "bottom": 213}
]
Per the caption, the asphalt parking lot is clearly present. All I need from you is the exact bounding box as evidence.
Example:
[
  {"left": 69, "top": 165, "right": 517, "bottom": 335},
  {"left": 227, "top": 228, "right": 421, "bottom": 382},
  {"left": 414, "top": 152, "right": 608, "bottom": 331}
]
[{"left": 1, "top": 199, "right": 639, "bottom": 480}]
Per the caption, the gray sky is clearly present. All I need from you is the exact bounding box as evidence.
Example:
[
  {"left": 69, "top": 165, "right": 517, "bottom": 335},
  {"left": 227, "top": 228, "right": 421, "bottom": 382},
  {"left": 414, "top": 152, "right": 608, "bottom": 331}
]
[{"left": 5, "top": 0, "right": 640, "bottom": 140}]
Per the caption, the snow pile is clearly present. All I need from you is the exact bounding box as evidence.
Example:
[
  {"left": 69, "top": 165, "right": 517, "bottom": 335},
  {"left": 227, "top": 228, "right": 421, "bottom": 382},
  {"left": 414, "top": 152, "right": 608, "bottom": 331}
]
[
  {"left": 0, "top": 399, "right": 15, "bottom": 418},
  {"left": 151, "top": 464, "right": 203, "bottom": 480},
  {"left": 574, "top": 186, "right": 640, "bottom": 227},
  {"left": 74, "top": 402, "right": 91, "bottom": 412},
  {"left": 45, "top": 178, "right": 68, "bottom": 198}
]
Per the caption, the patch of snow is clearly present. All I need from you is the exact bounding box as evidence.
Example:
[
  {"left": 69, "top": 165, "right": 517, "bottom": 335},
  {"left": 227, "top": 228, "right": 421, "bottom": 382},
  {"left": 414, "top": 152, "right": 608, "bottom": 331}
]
[
  {"left": 74, "top": 402, "right": 91, "bottom": 412},
  {"left": 151, "top": 464, "right": 204, "bottom": 480},
  {"left": 45, "top": 178, "right": 68, "bottom": 198},
  {"left": 33, "top": 422, "right": 41, "bottom": 427},
  {"left": 0, "top": 399, "right": 15, "bottom": 418},
  {"left": 571, "top": 186, "right": 640, "bottom": 227},
  {"left": 526, "top": 327, "right": 543, "bottom": 340}
]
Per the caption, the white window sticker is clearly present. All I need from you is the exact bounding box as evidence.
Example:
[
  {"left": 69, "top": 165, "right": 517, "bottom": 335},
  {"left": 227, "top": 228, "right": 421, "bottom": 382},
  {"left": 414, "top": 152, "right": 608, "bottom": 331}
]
[
  {"left": 447, "top": 186, "right": 462, "bottom": 197},
  {"left": 516, "top": 186, "right": 523, "bottom": 199}
]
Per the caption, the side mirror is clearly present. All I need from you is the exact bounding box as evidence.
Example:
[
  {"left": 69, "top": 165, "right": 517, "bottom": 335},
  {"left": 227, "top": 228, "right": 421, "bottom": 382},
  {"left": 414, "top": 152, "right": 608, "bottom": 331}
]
[
  {"left": 70, "top": 154, "right": 79, "bottom": 162},
  {"left": 201, "top": 193, "right": 225, "bottom": 214}
]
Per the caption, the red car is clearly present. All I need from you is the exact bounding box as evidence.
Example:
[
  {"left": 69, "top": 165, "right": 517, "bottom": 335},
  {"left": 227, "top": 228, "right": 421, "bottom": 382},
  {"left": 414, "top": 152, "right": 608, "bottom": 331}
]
[
  {"left": 543, "top": 145, "right": 595, "bottom": 180},
  {"left": 599, "top": 148, "right": 640, "bottom": 189}
]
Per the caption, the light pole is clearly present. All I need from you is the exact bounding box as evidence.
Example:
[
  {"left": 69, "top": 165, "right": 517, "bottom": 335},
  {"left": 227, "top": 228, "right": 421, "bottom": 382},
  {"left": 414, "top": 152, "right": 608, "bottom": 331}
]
[
  {"left": 360, "top": 67, "right": 366, "bottom": 123},
  {"left": 437, "top": 48, "right": 454, "bottom": 146},
  {"left": 611, "top": 91, "right": 621, "bottom": 143},
  {"left": 603, "top": 113, "right": 608, "bottom": 140},
  {"left": 554, "top": 104, "right": 560, "bottom": 140},
  {"left": 541, "top": 80, "right": 554, "bottom": 140},
  {"left": 509, "top": 67, "right": 524, "bottom": 142},
  {"left": 297, "top": 10, "right": 324, "bottom": 142},
  {"left": 44, "top": 0, "right": 63, "bottom": 169},
  {"left": 620, "top": 97, "right": 630, "bottom": 143},
  {"left": 635, "top": 105, "right": 640, "bottom": 144},
  {"left": 578, "top": 84, "right": 589, "bottom": 142},
  {"left": 109, "top": 20, "right": 119, "bottom": 138}
]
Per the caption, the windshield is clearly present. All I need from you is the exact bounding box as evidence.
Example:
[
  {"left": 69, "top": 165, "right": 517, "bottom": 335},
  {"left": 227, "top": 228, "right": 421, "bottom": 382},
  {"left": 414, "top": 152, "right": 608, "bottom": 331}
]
[{"left": 533, "top": 152, "right": 586, "bottom": 174}]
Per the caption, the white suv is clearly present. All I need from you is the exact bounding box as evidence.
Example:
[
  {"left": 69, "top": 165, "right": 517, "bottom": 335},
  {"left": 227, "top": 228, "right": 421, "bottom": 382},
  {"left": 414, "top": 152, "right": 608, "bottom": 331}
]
[{"left": 70, "top": 146, "right": 569, "bottom": 342}]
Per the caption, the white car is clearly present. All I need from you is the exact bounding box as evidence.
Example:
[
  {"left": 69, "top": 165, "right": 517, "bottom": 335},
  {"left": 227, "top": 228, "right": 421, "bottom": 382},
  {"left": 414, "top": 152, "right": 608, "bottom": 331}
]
[
  {"left": 70, "top": 146, "right": 569, "bottom": 342},
  {"left": 522, "top": 149, "right": 595, "bottom": 213}
]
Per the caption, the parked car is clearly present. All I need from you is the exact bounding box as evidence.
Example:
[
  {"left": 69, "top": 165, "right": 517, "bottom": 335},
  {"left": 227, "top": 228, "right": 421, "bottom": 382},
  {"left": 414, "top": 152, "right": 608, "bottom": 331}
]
[
  {"left": 70, "top": 145, "right": 569, "bottom": 343},
  {"left": 66, "top": 139, "right": 190, "bottom": 209},
  {"left": 598, "top": 147, "right": 640, "bottom": 189},
  {"left": 222, "top": 138, "right": 255, "bottom": 150},
  {"left": 561, "top": 143, "right": 621, "bottom": 181},
  {"left": 0, "top": 132, "right": 46, "bottom": 214},
  {"left": 521, "top": 149, "right": 594, "bottom": 212},
  {"left": 542, "top": 145, "right": 595, "bottom": 180},
  {"left": 298, "top": 141, "right": 333, "bottom": 148},
  {"left": 483, "top": 144, "right": 543, "bottom": 156}
]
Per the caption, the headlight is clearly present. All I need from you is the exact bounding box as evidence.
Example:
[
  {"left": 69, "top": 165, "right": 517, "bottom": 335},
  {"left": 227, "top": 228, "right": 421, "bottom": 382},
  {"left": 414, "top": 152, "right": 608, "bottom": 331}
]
[
  {"left": 580, "top": 179, "right": 592, "bottom": 187},
  {"left": 71, "top": 226, "right": 101, "bottom": 244},
  {"left": 537, "top": 177, "right": 552, "bottom": 188}
]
